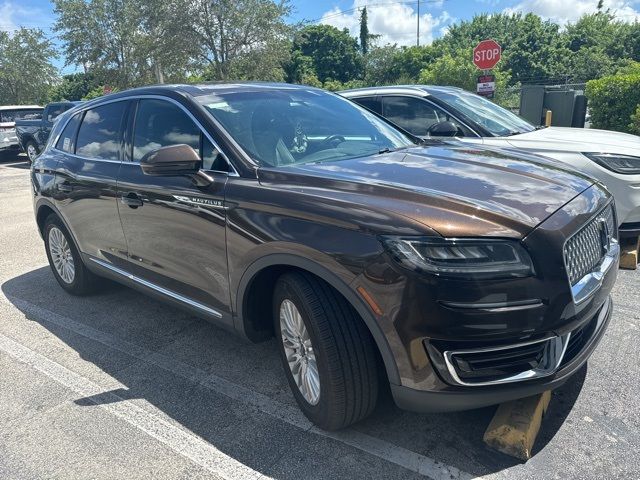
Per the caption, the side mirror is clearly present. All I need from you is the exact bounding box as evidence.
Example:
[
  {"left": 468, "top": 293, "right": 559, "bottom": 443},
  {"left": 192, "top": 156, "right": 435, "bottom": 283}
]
[
  {"left": 427, "top": 121, "right": 459, "bottom": 137},
  {"left": 140, "top": 144, "right": 201, "bottom": 176}
]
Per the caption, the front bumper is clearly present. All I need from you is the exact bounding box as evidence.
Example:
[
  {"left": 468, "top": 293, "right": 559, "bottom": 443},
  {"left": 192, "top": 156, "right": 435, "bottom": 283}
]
[{"left": 392, "top": 295, "right": 612, "bottom": 412}]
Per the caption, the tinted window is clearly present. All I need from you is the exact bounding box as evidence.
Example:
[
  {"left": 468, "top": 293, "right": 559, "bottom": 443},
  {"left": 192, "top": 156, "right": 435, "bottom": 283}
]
[
  {"left": 47, "top": 104, "right": 74, "bottom": 122},
  {"left": 353, "top": 96, "right": 381, "bottom": 114},
  {"left": 132, "top": 99, "right": 229, "bottom": 172},
  {"left": 382, "top": 96, "right": 443, "bottom": 136},
  {"left": 55, "top": 113, "right": 81, "bottom": 153},
  {"left": 0, "top": 109, "right": 42, "bottom": 122},
  {"left": 76, "top": 102, "right": 127, "bottom": 160}
]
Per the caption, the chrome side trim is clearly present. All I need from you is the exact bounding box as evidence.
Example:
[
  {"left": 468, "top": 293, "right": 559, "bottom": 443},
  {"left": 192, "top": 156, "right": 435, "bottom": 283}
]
[
  {"left": 443, "top": 335, "right": 570, "bottom": 387},
  {"left": 89, "top": 257, "right": 223, "bottom": 319},
  {"left": 441, "top": 299, "right": 543, "bottom": 312}
]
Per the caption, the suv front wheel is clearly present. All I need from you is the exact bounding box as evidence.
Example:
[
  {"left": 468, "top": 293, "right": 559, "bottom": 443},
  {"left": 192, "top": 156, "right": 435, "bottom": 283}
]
[{"left": 273, "top": 272, "right": 379, "bottom": 430}]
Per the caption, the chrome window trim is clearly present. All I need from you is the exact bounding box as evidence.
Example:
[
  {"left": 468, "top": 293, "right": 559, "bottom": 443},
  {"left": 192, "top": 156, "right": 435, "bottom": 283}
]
[
  {"left": 89, "top": 257, "right": 224, "bottom": 319},
  {"left": 50, "top": 94, "right": 239, "bottom": 177},
  {"left": 563, "top": 202, "right": 620, "bottom": 305}
]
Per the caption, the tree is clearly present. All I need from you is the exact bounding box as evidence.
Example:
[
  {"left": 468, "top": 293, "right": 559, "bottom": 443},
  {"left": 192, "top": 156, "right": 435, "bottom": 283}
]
[
  {"left": 0, "top": 28, "right": 58, "bottom": 105},
  {"left": 418, "top": 48, "right": 511, "bottom": 102},
  {"left": 288, "top": 25, "right": 362, "bottom": 83},
  {"left": 186, "top": 0, "right": 293, "bottom": 81},
  {"left": 54, "top": 0, "right": 194, "bottom": 88},
  {"left": 50, "top": 72, "right": 102, "bottom": 101},
  {"left": 437, "top": 13, "right": 566, "bottom": 86},
  {"left": 360, "top": 7, "right": 370, "bottom": 55}
]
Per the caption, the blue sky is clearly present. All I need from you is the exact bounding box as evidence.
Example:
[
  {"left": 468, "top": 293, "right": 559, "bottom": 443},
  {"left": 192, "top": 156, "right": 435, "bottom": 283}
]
[{"left": 2, "top": 0, "right": 640, "bottom": 74}]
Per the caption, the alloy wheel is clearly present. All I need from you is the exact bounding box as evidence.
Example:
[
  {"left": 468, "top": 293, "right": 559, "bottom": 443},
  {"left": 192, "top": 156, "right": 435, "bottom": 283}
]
[
  {"left": 279, "top": 299, "right": 320, "bottom": 405},
  {"left": 48, "top": 226, "right": 75, "bottom": 284}
]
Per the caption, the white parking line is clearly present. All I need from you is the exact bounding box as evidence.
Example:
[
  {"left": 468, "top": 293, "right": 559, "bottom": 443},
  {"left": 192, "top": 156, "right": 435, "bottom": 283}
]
[
  {"left": 0, "top": 332, "right": 269, "bottom": 480},
  {"left": 0, "top": 293, "right": 483, "bottom": 480}
]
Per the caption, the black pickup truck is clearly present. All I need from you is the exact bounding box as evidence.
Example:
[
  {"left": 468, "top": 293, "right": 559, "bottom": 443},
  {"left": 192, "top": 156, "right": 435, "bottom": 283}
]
[{"left": 16, "top": 102, "right": 81, "bottom": 162}]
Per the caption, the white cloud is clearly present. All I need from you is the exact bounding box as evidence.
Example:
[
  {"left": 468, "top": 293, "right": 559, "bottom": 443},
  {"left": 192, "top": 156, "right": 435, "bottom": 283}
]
[
  {"left": 0, "top": 1, "right": 54, "bottom": 33},
  {"left": 504, "top": 0, "right": 640, "bottom": 25},
  {"left": 0, "top": 2, "right": 18, "bottom": 32},
  {"left": 319, "top": 0, "right": 455, "bottom": 46}
]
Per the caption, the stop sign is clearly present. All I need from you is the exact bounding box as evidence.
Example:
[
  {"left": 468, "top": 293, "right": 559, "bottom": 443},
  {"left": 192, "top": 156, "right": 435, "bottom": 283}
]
[{"left": 473, "top": 39, "right": 501, "bottom": 70}]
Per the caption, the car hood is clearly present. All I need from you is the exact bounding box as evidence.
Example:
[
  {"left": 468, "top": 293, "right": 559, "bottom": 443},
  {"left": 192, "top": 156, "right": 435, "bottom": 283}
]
[
  {"left": 258, "top": 144, "right": 594, "bottom": 238},
  {"left": 506, "top": 126, "right": 640, "bottom": 154}
]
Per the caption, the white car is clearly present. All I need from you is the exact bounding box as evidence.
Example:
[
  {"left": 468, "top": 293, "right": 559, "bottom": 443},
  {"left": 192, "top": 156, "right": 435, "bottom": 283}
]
[
  {"left": 0, "top": 105, "right": 43, "bottom": 156},
  {"left": 341, "top": 86, "right": 640, "bottom": 239}
]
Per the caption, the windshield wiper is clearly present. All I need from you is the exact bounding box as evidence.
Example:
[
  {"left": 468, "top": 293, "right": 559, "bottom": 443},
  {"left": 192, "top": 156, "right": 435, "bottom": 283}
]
[{"left": 378, "top": 145, "right": 415, "bottom": 155}]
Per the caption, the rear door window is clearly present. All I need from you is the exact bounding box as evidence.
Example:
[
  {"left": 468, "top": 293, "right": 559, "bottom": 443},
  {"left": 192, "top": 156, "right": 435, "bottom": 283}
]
[
  {"left": 352, "top": 96, "right": 382, "bottom": 114},
  {"left": 55, "top": 113, "right": 82, "bottom": 153},
  {"left": 76, "top": 102, "right": 128, "bottom": 160}
]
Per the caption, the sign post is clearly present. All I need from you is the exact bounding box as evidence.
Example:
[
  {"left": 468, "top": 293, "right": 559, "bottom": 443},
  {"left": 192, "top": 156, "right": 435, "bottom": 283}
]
[{"left": 473, "top": 39, "right": 501, "bottom": 99}]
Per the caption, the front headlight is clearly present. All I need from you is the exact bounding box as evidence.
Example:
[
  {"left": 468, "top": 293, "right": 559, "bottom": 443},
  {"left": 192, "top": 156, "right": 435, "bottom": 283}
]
[
  {"left": 381, "top": 237, "right": 534, "bottom": 279},
  {"left": 583, "top": 153, "right": 640, "bottom": 175}
]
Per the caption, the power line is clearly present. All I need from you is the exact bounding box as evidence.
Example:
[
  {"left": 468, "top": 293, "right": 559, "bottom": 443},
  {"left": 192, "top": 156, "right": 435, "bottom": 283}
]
[{"left": 309, "top": 0, "right": 447, "bottom": 23}]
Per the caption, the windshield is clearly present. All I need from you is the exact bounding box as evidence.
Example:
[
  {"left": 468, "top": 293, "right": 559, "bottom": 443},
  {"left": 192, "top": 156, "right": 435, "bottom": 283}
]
[
  {"left": 434, "top": 91, "right": 535, "bottom": 136},
  {"left": 197, "top": 88, "right": 415, "bottom": 167}
]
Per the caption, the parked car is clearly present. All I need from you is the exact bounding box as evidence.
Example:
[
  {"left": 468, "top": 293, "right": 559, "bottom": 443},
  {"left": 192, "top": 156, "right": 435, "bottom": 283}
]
[
  {"left": 32, "top": 83, "right": 618, "bottom": 430},
  {"left": 340, "top": 86, "right": 640, "bottom": 239},
  {"left": 16, "top": 101, "right": 81, "bottom": 162},
  {"left": 0, "top": 105, "right": 43, "bottom": 158}
]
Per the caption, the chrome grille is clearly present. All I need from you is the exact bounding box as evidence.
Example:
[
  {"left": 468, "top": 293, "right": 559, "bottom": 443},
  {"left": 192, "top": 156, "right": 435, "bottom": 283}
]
[{"left": 564, "top": 205, "right": 615, "bottom": 286}]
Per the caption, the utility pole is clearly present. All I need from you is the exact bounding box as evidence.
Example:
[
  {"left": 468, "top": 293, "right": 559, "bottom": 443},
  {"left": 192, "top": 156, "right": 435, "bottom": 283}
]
[{"left": 416, "top": 0, "right": 420, "bottom": 46}]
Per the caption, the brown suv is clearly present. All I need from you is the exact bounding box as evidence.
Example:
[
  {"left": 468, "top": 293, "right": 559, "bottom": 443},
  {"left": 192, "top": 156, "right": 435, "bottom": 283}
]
[{"left": 31, "top": 83, "right": 618, "bottom": 430}]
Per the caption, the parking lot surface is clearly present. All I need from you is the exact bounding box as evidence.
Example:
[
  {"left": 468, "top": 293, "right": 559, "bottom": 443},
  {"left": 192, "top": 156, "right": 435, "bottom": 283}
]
[{"left": 1, "top": 156, "right": 639, "bottom": 480}]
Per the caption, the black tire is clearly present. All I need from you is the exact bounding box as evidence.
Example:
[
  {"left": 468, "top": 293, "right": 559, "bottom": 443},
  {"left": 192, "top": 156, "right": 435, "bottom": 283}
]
[
  {"left": 273, "top": 272, "right": 379, "bottom": 430},
  {"left": 25, "top": 140, "right": 39, "bottom": 163},
  {"left": 43, "top": 214, "right": 102, "bottom": 295}
]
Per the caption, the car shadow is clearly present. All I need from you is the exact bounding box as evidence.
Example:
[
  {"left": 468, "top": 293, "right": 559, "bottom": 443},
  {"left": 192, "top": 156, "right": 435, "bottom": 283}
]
[
  {"left": 1, "top": 266, "right": 585, "bottom": 478},
  {"left": 0, "top": 152, "right": 29, "bottom": 168}
]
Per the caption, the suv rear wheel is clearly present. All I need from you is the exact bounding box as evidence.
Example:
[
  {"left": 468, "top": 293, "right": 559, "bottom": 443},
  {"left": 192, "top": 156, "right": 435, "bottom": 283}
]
[
  {"left": 273, "top": 272, "right": 379, "bottom": 430},
  {"left": 43, "top": 214, "right": 101, "bottom": 295}
]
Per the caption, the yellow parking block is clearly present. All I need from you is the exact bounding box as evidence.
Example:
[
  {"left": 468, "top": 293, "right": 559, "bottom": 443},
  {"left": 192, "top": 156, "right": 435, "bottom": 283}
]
[
  {"left": 619, "top": 236, "right": 639, "bottom": 270},
  {"left": 483, "top": 390, "right": 552, "bottom": 461}
]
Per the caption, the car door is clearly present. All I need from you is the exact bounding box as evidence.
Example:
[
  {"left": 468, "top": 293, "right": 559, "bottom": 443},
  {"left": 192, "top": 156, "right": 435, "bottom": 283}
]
[
  {"left": 53, "top": 100, "right": 130, "bottom": 267},
  {"left": 116, "top": 97, "right": 233, "bottom": 321}
]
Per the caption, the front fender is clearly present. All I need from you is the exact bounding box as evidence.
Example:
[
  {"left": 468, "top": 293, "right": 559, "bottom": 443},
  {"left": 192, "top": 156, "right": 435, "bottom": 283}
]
[{"left": 234, "top": 250, "right": 401, "bottom": 385}]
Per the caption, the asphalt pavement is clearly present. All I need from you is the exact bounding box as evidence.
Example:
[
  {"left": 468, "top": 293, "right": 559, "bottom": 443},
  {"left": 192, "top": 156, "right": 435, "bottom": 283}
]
[{"left": 1, "top": 154, "right": 638, "bottom": 480}]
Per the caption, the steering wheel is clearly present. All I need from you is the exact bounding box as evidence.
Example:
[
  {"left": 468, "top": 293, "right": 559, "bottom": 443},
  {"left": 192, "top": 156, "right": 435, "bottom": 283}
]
[{"left": 317, "top": 134, "right": 346, "bottom": 150}]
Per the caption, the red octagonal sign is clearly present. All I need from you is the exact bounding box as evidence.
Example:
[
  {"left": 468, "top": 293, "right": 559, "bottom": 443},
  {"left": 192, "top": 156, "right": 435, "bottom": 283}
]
[{"left": 473, "top": 39, "right": 501, "bottom": 70}]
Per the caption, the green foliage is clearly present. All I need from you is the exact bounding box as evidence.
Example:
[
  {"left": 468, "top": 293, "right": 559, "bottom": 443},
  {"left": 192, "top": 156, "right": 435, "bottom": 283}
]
[
  {"left": 359, "top": 7, "right": 369, "bottom": 55},
  {"left": 50, "top": 73, "right": 101, "bottom": 101},
  {"left": 418, "top": 48, "right": 511, "bottom": 94},
  {"left": 288, "top": 25, "right": 363, "bottom": 83},
  {"left": 187, "top": 0, "right": 293, "bottom": 81},
  {"left": 630, "top": 105, "right": 640, "bottom": 135},
  {"left": 0, "top": 28, "right": 58, "bottom": 105},
  {"left": 82, "top": 85, "right": 120, "bottom": 100},
  {"left": 586, "top": 73, "right": 640, "bottom": 133}
]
